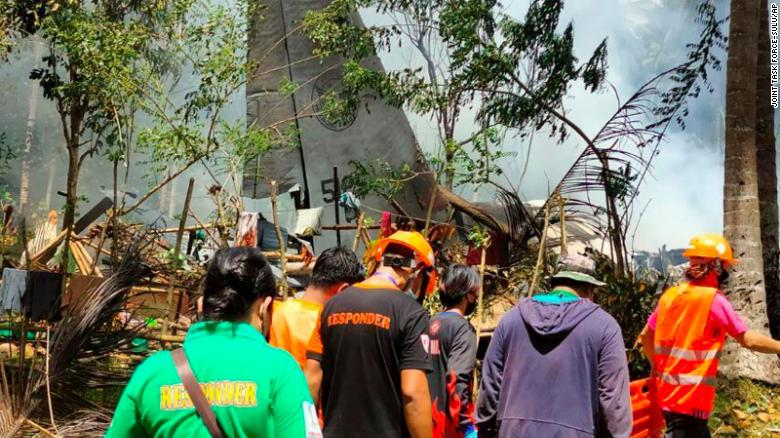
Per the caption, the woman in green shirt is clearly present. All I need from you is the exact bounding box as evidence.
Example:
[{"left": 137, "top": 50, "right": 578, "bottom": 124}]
[{"left": 107, "top": 247, "right": 321, "bottom": 438}]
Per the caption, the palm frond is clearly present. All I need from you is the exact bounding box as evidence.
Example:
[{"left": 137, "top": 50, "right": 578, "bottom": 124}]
[
  {"left": 525, "top": 1, "right": 726, "bottom": 263},
  {"left": 0, "top": 238, "right": 154, "bottom": 436}
]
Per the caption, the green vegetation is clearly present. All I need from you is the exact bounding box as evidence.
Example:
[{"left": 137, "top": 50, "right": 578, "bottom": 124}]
[{"left": 710, "top": 379, "right": 780, "bottom": 437}]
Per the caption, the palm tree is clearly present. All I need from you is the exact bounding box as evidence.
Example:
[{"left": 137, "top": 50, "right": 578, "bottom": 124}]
[
  {"left": 721, "top": 0, "right": 779, "bottom": 382},
  {"left": 756, "top": 0, "right": 780, "bottom": 340}
]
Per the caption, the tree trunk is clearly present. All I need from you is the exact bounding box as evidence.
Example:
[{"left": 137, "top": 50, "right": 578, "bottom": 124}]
[
  {"left": 445, "top": 148, "right": 455, "bottom": 190},
  {"left": 61, "top": 145, "right": 79, "bottom": 272},
  {"left": 721, "top": 0, "right": 780, "bottom": 383},
  {"left": 756, "top": 0, "right": 780, "bottom": 339},
  {"left": 19, "top": 41, "right": 42, "bottom": 214}
]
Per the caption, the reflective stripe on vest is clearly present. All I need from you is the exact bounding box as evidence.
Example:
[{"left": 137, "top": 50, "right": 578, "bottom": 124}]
[
  {"left": 659, "top": 372, "right": 717, "bottom": 387},
  {"left": 654, "top": 345, "right": 721, "bottom": 361}
]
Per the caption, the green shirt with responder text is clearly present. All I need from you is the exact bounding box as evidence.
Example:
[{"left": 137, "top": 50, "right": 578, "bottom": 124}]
[{"left": 106, "top": 321, "right": 321, "bottom": 438}]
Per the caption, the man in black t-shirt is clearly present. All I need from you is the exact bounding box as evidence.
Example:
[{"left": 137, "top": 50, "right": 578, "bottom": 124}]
[
  {"left": 306, "top": 232, "right": 437, "bottom": 438},
  {"left": 429, "top": 265, "right": 479, "bottom": 438}
]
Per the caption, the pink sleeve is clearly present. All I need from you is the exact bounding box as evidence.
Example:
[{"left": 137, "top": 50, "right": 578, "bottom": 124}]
[
  {"left": 709, "top": 293, "right": 748, "bottom": 338},
  {"left": 646, "top": 309, "right": 658, "bottom": 331}
]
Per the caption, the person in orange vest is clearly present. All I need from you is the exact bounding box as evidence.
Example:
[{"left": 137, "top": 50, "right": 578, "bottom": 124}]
[
  {"left": 640, "top": 234, "right": 780, "bottom": 437},
  {"left": 269, "top": 246, "right": 364, "bottom": 368}
]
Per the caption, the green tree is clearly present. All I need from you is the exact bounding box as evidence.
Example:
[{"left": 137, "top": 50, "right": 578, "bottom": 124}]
[
  {"left": 19, "top": 1, "right": 302, "bottom": 265},
  {"left": 305, "top": 0, "right": 607, "bottom": 186}
]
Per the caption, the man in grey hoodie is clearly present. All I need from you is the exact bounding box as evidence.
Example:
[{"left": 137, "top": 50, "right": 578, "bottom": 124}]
[{"left": 476, "top": 253, "right": 632, "bottom": 438}]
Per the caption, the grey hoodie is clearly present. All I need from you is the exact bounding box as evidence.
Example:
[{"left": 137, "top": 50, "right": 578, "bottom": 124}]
[{"left": 476, "top": 297, "right": 632, "bottom": 438}]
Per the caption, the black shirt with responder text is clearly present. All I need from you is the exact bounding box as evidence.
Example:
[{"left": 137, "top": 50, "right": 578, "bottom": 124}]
[{"left": 307, "top": 284, "right": 432, "bottom": 438}]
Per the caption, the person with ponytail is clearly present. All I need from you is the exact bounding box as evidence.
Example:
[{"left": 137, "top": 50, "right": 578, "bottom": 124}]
[{"left": 107, "top": 247, "right": 322, "bottom": 438}]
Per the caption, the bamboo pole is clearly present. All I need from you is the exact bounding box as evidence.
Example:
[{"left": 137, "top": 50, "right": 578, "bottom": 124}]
[
  {"left": 423, "top": 184, "right": 437, "bottom": 237},
  {"left": 78, "top": 241, "right": 103, "bottom": 277},
  {"left": 271, "top": 181, "right": 290, "bottom": 297},
  {"left": 139, "top": 331, "right": 186, "bottom": 343},
  {"left": 352, "top": 213, "right": 364, "bottom": 252},
  {"left": 473, "top": 243, "right": 489, "bottom": 342},
  {"left": 69, "top": 241, "right": 87, "bottom": 275},
  {"left": 163, "top": 178, "right": 194, "bottom": 336},
  {"left": 472, "top": 239, "right": 490, "bottom": 400},
  {"left": 24, "top": 419, "right": 56, "bottom": 438},
  {"left": 322, "top": 224, "right": 380, "bottom": 231},
  {"left": 262, "top": 252, "right": 305, "bottom": 262},
  {"left": 360, "top": 227, "right": 371, "bottom": 250},
  {"left": 558, "top": 192, "right": 567, "bottom": 256},
  {"left": 86, "top": 241, "right": 113, "bottom": 257},
  {"left": 156, "top": 223, "right": 223, "bottom": 233},
  {"left": 89, "top": 214, "right": 110, "bottom": 275},
  {"left": 528, "top": 202, "right": 552, "bottom": 297}
]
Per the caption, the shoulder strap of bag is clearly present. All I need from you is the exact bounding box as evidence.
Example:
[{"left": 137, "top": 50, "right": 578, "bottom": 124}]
[{"left": 171, "top": 348, "right": 225, "bottom": 438}]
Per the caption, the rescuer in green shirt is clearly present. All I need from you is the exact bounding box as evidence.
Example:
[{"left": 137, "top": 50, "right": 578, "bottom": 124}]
[{"left": 106, "top": 247, "right": 321, "bottom": 438}]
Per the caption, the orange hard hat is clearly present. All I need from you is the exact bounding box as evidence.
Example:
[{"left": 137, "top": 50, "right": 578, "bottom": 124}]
[
  {"left": 373, "top": 231, "right": 437, "bottom": 296},
  {"left": 682, "top": 233, "right": 738, "bottom": 267}
]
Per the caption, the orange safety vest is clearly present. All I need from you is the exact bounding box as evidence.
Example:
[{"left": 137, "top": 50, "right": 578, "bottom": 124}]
[
  {"left": 269, "top": 298, "right": 322, "bottom": 369},
  {"left": 653, "top": 283, "right": 725, "bottom": 418}
]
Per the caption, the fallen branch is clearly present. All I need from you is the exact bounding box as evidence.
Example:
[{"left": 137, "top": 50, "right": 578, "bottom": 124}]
[{"left": 437, "top": 186, "right": 509, "bottom": 237}]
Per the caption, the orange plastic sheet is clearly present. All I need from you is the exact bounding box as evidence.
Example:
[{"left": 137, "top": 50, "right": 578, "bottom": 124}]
[{"left": 630, "top": 378, "right": 665, "bottom": 438}]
